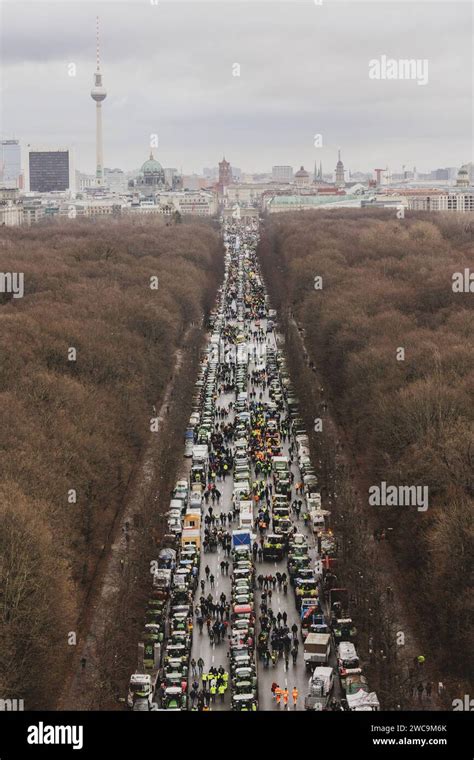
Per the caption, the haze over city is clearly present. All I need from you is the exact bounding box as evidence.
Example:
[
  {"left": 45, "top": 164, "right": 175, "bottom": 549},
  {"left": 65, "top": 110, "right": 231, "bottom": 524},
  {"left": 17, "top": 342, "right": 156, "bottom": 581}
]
[{"left": 1, "top": 0, "right": 472, "bottom": 175}]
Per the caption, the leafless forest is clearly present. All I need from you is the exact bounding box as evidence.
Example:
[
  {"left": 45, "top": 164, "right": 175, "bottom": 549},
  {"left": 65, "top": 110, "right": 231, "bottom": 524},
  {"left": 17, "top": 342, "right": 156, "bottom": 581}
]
[
  {"left": 0, "top": 217, "right": 222, "bottom": 707},
  {"left": 0, "top": 210, "right": 472, "bottom": 709},
  {"left": 258, "top": 210, "right": 473, "bottom": 689}
]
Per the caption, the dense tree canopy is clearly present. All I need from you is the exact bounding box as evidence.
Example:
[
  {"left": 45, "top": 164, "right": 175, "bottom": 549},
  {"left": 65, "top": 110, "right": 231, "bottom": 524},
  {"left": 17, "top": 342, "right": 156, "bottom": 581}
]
[
  {"left": 260, "top": 209, "right": 474, "bottom": 675},
  {"left": 0, "top": 217, "right": 222, "bottom": 706}
]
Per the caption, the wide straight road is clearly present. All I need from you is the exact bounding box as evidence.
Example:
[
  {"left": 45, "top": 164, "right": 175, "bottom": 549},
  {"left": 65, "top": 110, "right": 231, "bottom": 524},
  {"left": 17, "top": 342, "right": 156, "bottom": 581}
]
[{"left": 187, "top": 321, "right": 326, "bottom": 711}]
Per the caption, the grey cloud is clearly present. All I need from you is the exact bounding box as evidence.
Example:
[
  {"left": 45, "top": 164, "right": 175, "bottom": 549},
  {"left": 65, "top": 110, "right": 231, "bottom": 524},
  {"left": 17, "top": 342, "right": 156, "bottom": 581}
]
[{"left": 1, "top": 0, "right": 471, "bottom": 173}]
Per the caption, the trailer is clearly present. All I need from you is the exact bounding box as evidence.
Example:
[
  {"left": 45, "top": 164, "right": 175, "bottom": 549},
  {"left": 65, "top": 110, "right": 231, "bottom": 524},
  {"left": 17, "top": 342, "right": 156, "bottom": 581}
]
[
  {"left": 303, "top": 633, "right": 331, "bottom": 670},
  {"left": 239, "top": 500, "right": 254, "bottom": 531},
  {"left": 346, "top": 690, "right": 380, "bottom": 711},
  {"left": 232, "top": 529, "right": 252, "bottom": 551}
]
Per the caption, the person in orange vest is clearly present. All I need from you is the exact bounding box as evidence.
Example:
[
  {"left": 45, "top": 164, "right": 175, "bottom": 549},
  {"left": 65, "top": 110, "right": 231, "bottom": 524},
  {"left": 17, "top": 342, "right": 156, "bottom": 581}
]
[
  {"left": 282, "top": 688, "right": 289, "bottom": 709},
  {"left": 292, "top": 687, "right": 299, "bottom": 709},
  {"left": 274, "top": 686, "right": 282, "bottom": 707}
]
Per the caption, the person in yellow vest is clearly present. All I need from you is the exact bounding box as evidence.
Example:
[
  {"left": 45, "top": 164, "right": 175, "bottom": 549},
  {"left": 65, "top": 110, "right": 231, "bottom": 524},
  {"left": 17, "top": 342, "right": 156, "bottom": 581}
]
[
  {"left": 223, "top": 672, "right": 229, "bottom": 690},
  {"left": 282, "top": 688, "right": 289, "bottom": 710},
  {"left": 202, "top": 672, "right": 208, "bottom": 691},
  {"left": 210, "top": 677, "right": 217, "bottom": 702},
  {"left": 292, "top": 686, "right": 299, "bottom": 709},
  {"left": 218, "top": 682, "right": 225, "bottom": 702}
]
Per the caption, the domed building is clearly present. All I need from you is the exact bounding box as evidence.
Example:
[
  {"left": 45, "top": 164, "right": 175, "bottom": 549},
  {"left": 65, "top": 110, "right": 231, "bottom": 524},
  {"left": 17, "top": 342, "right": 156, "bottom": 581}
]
[
  {"left": 294, "top": 166, "right": 310, "bottom": 186},
  {"left": 456, "top": 164, "right": 470, "bottom": 188},
  {"left": 135, "top": 151, "right": 166, "bottom": 192}
]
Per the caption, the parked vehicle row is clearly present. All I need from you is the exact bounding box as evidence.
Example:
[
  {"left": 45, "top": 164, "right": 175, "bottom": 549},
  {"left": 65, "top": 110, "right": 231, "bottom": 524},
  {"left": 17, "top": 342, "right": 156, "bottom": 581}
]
[{"left": 127, "top": 215, "right": 380, "bottom": 713}]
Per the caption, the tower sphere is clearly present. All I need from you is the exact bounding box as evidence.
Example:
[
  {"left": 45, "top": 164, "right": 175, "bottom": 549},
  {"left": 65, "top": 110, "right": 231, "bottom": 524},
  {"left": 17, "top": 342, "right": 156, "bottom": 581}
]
[{"left": 91, "top": 85, "right": 107, "bottom": 102}]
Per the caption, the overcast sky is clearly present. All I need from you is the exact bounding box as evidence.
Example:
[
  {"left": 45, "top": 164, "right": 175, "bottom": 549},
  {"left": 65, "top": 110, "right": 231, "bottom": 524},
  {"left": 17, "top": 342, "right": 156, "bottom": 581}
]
[{"left": 1, "top": 0, "right": 472, "bottom": 175}]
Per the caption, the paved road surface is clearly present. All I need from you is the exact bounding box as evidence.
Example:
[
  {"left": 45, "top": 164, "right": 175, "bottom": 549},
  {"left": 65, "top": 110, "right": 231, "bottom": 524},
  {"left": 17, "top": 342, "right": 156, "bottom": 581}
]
[{"left": 187, "top": 324, "right": 331, "bottom": 711}]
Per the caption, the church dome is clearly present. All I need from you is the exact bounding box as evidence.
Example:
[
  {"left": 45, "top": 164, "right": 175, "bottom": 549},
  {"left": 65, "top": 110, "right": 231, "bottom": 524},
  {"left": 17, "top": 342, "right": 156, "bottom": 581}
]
[{"left": 140, "top": 151, "right": 163, "bottom": 175}]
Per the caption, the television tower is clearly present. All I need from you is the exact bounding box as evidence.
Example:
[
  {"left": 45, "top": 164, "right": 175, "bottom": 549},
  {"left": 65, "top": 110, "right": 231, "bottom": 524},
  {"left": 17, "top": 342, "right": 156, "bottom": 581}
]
[{"left": 90, "top": 17, "right": 107, "bottom": 187}]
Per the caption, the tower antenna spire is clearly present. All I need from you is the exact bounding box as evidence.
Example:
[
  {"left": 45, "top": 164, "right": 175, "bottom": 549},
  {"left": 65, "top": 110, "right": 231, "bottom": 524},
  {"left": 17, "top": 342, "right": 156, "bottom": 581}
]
[
  {"left": 91, "top": 16, "right": 107, "bottom": 186},
  {"left": 96, "top": 15, "right": 101, "bottom": 71}
]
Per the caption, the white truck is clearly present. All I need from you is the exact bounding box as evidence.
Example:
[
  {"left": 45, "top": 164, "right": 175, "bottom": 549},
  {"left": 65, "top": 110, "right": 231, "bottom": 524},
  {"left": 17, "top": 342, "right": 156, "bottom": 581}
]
[
  {"left": 192, "top": 445, "right": 209, "bottom": 467},
  {"left": 304, "top": 666, "right": 334, "bottom": 711},
  {"left": 127, "top": 673, "right": 154, "bottom": 709},
  {"left": 239, "top": 500, "right": 254, "bottom": 530},
  {"left": 304, "top": 633, "right": 332, "bottom": 670}
]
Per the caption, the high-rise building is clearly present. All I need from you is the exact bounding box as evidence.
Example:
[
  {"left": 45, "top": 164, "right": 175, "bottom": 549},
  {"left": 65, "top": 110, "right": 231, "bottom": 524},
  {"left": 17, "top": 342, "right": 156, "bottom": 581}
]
[
  {"left": 335, "top": 149, "right": 345, "bottom": 187},
  {"left": 432, "top": 168, "right": 449, "bottom": 180},
  {"left": 164, "top": 168, "right": 178, "bottom": 188},
  {"left": 0, "top": 140, "right": 21, "bottom": 187},
  {"left": 272, "top": 166, "right": 293, "bottom": 183},
  {"left": 104, "top": 167, "right": 127, "bottom": 194},
  {"left": 76, "top": 171, "right": 95, "bottom": 191},
  {"left": 27, "top": 148, "right": 73, "bottom": 192},
  {"left": 203, "top": 167, "right": 218, "bottom": 179},
  {"left": 90, "top": 17, "right": 107, "bottom": 187}
]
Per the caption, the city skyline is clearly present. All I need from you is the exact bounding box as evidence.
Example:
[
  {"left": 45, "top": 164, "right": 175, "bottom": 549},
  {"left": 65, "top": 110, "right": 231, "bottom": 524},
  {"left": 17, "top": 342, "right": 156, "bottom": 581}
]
[{"left": 1, "top": 1, "right": 472, "bottom": 176}]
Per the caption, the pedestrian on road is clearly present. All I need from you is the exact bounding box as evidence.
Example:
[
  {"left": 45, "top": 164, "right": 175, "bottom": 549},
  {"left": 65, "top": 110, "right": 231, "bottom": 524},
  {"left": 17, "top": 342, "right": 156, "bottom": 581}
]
[
  {"left": 197, "top": 657, "right": 204, "bottom": 676},
  {"left": 292, "top": 687, "right": 299, "bottom": 709},
  {"left": 205, "top": 565, "right": 210, "bottom": 580},
  {"left": 210, "top": 574, "right": 215, "bottom": 588},
  {"left": 210, "top": 678, "right": 217, "bottom": 702},
  {"left": 291, "top": 646, "right": 298, "bottom": 665},
  {"left": 191, "top": 658, "right": 197, "bottom": 677},
  {"left": 417, "top": 683, "right": 424, "bottom": 703},
  {"left": 282, "top": 688, "right": 289, "bottom": 710},
  {"left": 275, "top": 686, "right": 282, "bottom": 707}
]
